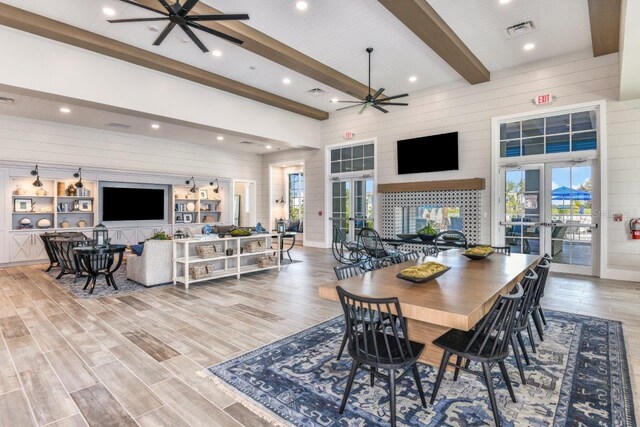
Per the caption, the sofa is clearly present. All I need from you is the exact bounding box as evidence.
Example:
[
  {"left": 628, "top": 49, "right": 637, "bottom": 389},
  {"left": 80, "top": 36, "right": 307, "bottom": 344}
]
[{"left": 126, "top": 240, "right": 173, "bottom": 286}]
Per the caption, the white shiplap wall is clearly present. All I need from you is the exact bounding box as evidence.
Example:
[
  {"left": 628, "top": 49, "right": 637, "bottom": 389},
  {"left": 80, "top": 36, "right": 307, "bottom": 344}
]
[
  {"left": 0, "top": 115, "right": 264, "bottom": 226},
  {"left": 268, "top": 50, "right": 640, "bottom": 277}
]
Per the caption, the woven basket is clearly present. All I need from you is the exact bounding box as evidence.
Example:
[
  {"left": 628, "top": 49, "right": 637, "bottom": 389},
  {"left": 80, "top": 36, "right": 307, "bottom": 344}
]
[
  {"left": 205, "top": 263, "right": 218, "bottom": 274},
  {"left": 190, "top": 264, "right": 208, "bottom": 280},
  {"left": 244, "top": 240, "right": 263, "bottom": 253},
  {"left": 258, "top": 256, "right": 277, "bottom": 268},
  {"left": 197, "top": 244, "right": 222, "bottom": 258}
]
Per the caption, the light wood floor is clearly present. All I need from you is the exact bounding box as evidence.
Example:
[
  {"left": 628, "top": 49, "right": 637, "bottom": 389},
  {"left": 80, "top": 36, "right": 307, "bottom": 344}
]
[{"left": 0, "top": 247, "right": 637, "bottom": 426}]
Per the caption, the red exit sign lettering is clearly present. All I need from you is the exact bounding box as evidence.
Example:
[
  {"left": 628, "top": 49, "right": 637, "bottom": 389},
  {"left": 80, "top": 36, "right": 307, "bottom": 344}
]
[
  {"left": 533, "top": 94, "right": 555, "bottom": 105},
  {"left": 343, "top": 131, "right": 355, "bottom": 140}
]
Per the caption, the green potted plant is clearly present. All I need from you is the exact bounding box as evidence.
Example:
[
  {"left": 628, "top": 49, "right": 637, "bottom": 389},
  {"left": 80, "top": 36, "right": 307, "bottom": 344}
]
[{"left": 417, "top": 223, "right": 438, "bottom": 241}]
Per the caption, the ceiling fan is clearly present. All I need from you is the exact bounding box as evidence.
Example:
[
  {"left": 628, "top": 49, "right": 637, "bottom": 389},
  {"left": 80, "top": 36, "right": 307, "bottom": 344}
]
[
  {"left": 335, "top": 47, "right": 409, "bottom": 114},
  {"left": 108, "top": 0, "right": 249, "bottom": 53}
]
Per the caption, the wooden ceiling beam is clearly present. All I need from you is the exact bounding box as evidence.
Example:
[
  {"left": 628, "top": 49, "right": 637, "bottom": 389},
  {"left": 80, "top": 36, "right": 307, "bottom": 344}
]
[
  {"left": 0, "top": 4, "right": 329, "bottom": 120},
  {"left": 130, "top": 0, "right": 371, "bottom": 99},
  {"left": 588, "top": 0, "right": 621, "bottom": 57},
  {"left": 377, "top": 0, "right": 490, "bottom": 85}
]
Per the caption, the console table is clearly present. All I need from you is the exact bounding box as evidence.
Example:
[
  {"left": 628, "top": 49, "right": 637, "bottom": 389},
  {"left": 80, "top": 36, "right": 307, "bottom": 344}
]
[{"left": 172, "top": 233, "right": 281, "bottom": 289}]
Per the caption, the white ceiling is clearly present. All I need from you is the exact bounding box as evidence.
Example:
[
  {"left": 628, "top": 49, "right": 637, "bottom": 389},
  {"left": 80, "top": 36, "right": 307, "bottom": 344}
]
[
  {"left": 2, "top": 0, "right": 594, "bottom": 113},
  {"left": 0, "top": 87, "right": 293, "bottom": 153}
]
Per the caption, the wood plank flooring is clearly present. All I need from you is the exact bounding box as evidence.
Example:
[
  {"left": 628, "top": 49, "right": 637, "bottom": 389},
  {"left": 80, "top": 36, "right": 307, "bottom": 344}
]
[{"left": 0, "top": 247, "right": 638, "bottom": 426}]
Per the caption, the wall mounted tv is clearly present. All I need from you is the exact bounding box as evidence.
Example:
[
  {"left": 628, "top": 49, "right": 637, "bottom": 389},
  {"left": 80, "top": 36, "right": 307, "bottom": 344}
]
[
  {"left": 100, "top": 184, "right": 168, "bottom": 222},
  {"left": 397, "top": 132, "right": 459, "bottom": 174}
]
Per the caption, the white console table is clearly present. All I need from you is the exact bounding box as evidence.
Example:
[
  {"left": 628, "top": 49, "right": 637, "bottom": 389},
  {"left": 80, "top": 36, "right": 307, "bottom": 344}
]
[{"left": 172, "top": 233, "right": 281, "bottom": 289}]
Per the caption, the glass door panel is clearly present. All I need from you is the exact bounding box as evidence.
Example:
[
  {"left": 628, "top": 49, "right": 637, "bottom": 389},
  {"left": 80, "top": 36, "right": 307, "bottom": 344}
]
[
  {"left": 548, "top": 164, "right": 595, "bottom": 270},
  {"left": 331, "top": 180, "right": 351, "bottom": 240},
  {"left": 502, "top": 168, "right": 542, "bottom": 255},
  {"left": 331, "top": 178, "right": 374, "bottom": 242}
]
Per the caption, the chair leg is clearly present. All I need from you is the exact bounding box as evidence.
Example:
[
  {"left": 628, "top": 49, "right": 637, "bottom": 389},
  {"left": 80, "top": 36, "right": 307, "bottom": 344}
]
[
  {"left": 339, "top": 361, "right": 359, "bottom": 414},
  {"left": 516, "top": 331, "right": 530, "bottom": 365},
  {"left": 370, "top": 367, "right": 376, "bottom": 387},
  {"left": 389, "top": 369, "right": 397, "bottom": 427},
  {"left": 56, "top": 271, "right": 64, "bottom": 279},
  {"left": 510, "top": 334, "right": 526, "bottom": 385},
  {"left": 287, "top": 250, "right": 292, "bottom": 262},
  {"left": 430, "top": 350, "right": 451, "bottom": 404},
  {"left": 83, "top": 275, "right": 92, "bottom": 290},
  {"left": 453, "top": 356, "right": 462, "bottom": 381},
  {"left": 481, "top": 363, "right": 502, "bottom": 427},
  {"left": 336, "top": 331, "right": 348, "bottom": 361},
  {"left": 526, "top": 322, "right": 537, "bottom": 353},
  {"left": 539, "top": 307, "right": 547, "bottom": 326},
  {"left": 89, "top": 276, "right": 97, "bottom": 295},
  {"left": 498, "top": 361, "right": 517, "bottom": 403},
  {"left": 532, "top": 310, "right": 544, "bottom": 341},
  {"left": 412, "top": 364, "right": 427, "bottom": 408},
  {"left": 108, "top": 273, "right": 119, "bottom": 290},
  {"left": 45, "top": 264, "right": 53, "bottom": 272}
]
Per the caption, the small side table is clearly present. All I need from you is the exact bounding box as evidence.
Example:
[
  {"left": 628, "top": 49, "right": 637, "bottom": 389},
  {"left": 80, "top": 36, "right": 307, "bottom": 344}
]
[
  {"left": 74, "top": 245, "right": 126, "bottom": 295},
  {"left": 279, "top": 232, "right": 297, "bottom": 261}
]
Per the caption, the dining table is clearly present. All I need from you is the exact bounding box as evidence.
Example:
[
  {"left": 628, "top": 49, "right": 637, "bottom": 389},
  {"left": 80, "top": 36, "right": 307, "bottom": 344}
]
[{"left": 319, "top": 248, "right": 541, "bottom": 367}]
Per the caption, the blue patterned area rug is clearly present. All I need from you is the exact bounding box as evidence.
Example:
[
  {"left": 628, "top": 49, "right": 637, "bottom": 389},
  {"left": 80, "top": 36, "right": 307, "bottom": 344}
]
[{"left": 204, "top": 311, "right": 636, "bottom": 426}]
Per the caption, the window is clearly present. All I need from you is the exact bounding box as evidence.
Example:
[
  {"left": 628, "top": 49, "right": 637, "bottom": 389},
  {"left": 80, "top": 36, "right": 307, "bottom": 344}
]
[
  {"left": 499, "top": 110, "right": 597, "bottom": 158},
  {"left": 288, "top": 173, "right": 304, "bottom": 220},
  {"left": 330, "top": 143, "right": 374, "bottom": 174}
]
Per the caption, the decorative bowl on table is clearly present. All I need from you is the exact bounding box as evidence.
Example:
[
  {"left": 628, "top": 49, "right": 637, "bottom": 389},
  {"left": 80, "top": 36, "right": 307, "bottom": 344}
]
[
  {"left": 397, "top": 233, "right": 418, "bottom": 240},
  {"left": 396, "top": 261, "right": 450, "bottom": 283},
  {"left": 229, "top": 228, "right": 252, "bottom": 237},
  {"left": 463, "top": 246, "right": 495, "bottom": 260},
  {"left": 417, "top": 233, "right": 436, "bottom": 242}
]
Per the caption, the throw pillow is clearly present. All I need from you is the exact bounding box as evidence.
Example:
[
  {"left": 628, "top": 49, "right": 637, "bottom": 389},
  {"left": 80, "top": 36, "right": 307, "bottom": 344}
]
[
  {"left": 287, "top": 220, "right": 300, "bottom": 232},
  {"left": 131, "top": 244, "right": 144, "bottom": 256}
]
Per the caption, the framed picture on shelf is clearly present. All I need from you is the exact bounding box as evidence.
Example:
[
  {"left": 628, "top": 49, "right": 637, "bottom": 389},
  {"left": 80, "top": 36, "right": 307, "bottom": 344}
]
[
  {"left": 14, "top": 198, "right": 32, "bottom": 212},
  {"left": 183, "top": 213, "right": 193, "bottom": 223},
  {"left": 79, "top": 200, "right": 93, "bottom": 212},
  {"left": 199, "top": 189, "right": 208, "bottom": 200},
  {"left": 176, "top": 215, "right": 184, "bottom": 223}
]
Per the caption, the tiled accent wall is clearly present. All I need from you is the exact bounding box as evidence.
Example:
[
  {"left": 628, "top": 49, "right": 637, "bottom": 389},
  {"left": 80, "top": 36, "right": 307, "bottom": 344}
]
[{"left": 381, "top": 190, "right": 482, "bottom": 249}]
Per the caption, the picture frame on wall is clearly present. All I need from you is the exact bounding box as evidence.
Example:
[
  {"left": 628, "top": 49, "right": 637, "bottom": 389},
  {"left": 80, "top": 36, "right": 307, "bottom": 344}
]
[
  {"left": 14, "top": 198, "right": 32, "bottom": 212},
  {"left": 199, "top": 189, "right": 208, "bottom": 200},
  {"left": 79, "top": 200, "right": 93, "bottom": 212},
  {"left": 183, "top": 213, "right": 193, "bottom": 223}
]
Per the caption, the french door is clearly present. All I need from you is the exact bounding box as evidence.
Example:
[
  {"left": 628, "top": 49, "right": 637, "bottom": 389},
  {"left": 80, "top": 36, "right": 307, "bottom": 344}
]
[
  {"left": 499, "top": 161, "right": 598, "bottom": 275},
  {"left": 331, "top": 177, "right": 375, "bottom": 242}
]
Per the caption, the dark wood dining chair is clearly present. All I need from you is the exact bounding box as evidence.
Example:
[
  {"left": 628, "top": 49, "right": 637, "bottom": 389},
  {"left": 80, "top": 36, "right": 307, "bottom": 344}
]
[
  {"left": 434, "top": 230, "right": 468, "bottom": 251},
  {"left": 397, "top": 250, "right": 421, "bottom": 262},
  {"left": 508, "top": 268, "right": 539, "bottom": 384},
  {"left": 334, "top": 263, "right": 365, "bottom": 281},
  {"left": 530, "top": 255, "right": 552, "bottom": 341},
  {"left": 430, "top": 283, "right": 524, "bottom": 427},
  {"left": 336, "top": 286, "right": 426, "bottom": 426},
  {"left": 50, "top": 236, "right": 91, "bottom": 281}
]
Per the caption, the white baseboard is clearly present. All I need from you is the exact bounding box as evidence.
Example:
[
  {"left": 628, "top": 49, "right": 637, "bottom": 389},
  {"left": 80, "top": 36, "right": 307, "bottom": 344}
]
[
  {"left": 302, "top": 240, "right": 329, "bottom": 249},
  {"left": 600, "top": 268, "right": 640, "bottom": 283}
]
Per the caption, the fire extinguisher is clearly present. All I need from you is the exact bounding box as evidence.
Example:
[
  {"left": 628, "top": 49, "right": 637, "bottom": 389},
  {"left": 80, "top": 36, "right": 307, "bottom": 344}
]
[{"left": 631, "top": 218, "right": 640, "bottom": 240}]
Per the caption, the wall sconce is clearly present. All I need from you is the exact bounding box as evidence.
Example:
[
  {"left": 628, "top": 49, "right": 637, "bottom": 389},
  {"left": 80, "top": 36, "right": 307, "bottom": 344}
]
[
  {"left": 209, "top": 179, "right": 220, "bottom": 194},
  {"left": 185, "top": 177, "right": 197, "bottom": 193},
  {"left": 30, "top": 165, "right": 43, "bottom": 187},
  {"left": 73, "top": 168, "right": 84, "bottom": 188},
  {"left": 275, "top": 196, "right": 285, "bottom": 204}
]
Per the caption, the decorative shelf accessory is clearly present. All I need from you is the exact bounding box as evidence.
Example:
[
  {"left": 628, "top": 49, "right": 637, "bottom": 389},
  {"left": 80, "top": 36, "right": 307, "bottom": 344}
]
[
  {"left": 93, "top": 223, "right": 109, "bottom": 246},
  {"left": 31, "top": 165, "right": 43, "bottom": 187},
  {"left": 14, "top": 198, "right": 32, "bottom": 212},
  {"left": 199, "top": 189, "right": 208, "bottom": 199},
  {"left": 79, "top": 200, "right": 93, "bottom": 212}
]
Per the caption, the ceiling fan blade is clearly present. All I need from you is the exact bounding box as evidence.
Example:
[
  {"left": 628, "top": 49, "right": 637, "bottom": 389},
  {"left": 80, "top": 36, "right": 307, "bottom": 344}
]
[
  {"left": 179, "top": 0, "right": 200, "bottom": 16},
  {"left": 376, "top": 93, "right": 409, "bottom": 103},
  {"left": 373, "top": 105, "right": 389, "bottom": 114},
  {"left": 153, "top": 22, "right": 176, "bottom": 45},
  {"left": 180, "top": 24, "right": 208, "bottom": 52},
  {"left": 376, "top": 102, "right": 409, "bottom": 106},
  {"left": 187, "top": 22, "right": 243, "bottom": 44},
  {"left": 336, "top": 100, "right": 364, "bottom": 104},
  {"left": 108, "top": 17, "right": 170, "bottom": 23},
  {"left": 188, "top": 14, "right": 250, "bottom": 21},
  {"left": 117, "top": 0, "right": 169, "bottom": 15},
  {"left": 359, "top": 104, "right": 369, "bottom": 114},
  {"left": 157, "top": 0, "right": 175, "bottom": 14},
  {"left": 336, "top": 103, "right": 365, "bottom": 111},
  {"left": 371, "top": 88, "right": 384, "bottom": 100}
]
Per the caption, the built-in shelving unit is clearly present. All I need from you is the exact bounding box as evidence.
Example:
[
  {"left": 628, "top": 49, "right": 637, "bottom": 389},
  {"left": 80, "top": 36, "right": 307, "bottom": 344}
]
[
  {"left": 172, "top": 234, "right": 281, "bottom": 289},
  {"left": 172, "top": 185, "right": 224, "bottom": 226}
]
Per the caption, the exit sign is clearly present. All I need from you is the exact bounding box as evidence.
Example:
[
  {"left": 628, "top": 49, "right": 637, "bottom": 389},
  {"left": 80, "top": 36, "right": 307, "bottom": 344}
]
[
  {"left": 343, "top": 131, "right": 355, "bottom": 140},
  {"left": 532, "top": 94, "right": 556, "bottom": 105}
]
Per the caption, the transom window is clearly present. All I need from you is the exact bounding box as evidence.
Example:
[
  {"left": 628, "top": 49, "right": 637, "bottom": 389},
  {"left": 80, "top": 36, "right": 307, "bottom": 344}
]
[
  {"left": 500, "top": 110, "right": 597, "bottom": 158},
  {"left": 330, "top": 143, "right": 375, "bottom": 174}
]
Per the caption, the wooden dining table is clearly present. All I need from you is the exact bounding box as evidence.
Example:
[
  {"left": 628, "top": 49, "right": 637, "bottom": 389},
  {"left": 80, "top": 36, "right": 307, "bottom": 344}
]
[{"left": 319, "top": 249, "right": 541, "bottom": 367}]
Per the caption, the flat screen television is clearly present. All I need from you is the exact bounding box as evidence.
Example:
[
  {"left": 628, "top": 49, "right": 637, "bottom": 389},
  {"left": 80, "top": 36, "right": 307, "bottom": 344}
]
[
  {"left": 397, "top": 132, "right": 459, "bottom": 174},
  {"left": 101, "top": 186, "right": 166, "bottom": 222}
]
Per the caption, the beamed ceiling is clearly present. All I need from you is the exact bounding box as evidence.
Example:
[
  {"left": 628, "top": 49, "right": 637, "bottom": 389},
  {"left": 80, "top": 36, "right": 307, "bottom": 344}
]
[{"left": 0, "top": 0, "right": 620, "bottom": 121}]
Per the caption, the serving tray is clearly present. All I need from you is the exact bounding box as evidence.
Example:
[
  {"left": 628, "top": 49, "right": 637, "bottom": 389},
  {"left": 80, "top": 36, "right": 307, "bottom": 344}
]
[
  {"left": 396, "top": 266, "right": 451, "bottom": 283},
  {"left": 462, "top": 250, "right": 495, "bottom": 260}
]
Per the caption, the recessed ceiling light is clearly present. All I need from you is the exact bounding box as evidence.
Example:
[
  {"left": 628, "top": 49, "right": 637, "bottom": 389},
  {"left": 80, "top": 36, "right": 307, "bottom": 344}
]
[
  {"left": 151, "top": 123, "right": 160, "bottom": 129},
  {"left": 59, "top": 107, "right": 71, "bottom": 114},
  {"left": 217, "top": 136, "right": 224, "bottom": 141},
  {"left": 211, "top": 50, "right": 222, "bottom": 57},
  {"left": 266, "top": 145, "right": 273, "bottom": 149},
  {"left": 331, "top": 98, "right": 339, "bottom": 103},
  {"left": 409, "top": 76, "right": 417, "bottom": 82},
  {"left": 102, "top": 7, "right": 116, "bottom": 16},
  {"left": 282, "top": 78, "right": 291, "bottom": 85},
  {"left": 523, "top": 43, "right": 535, "bottom": 51},
  {"left": 296, "top": 1, "right": 308, "bottom": 11},
  {"left": 149, "top": 25, "right": 159, "bottom": 33},
  {"left": 499, "top": 0, "right": 511, "bottom": 3}
]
